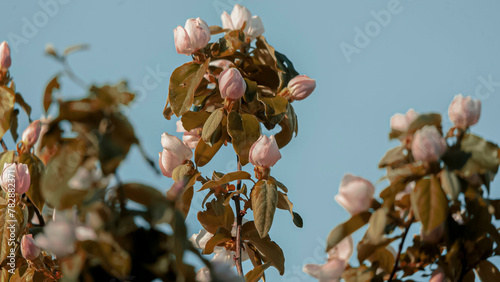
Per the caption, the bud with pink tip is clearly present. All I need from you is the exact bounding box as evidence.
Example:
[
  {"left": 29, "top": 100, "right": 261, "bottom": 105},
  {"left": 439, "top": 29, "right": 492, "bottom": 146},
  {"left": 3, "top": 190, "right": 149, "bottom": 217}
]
[
  {"left": 448, "top": 94, "right": 481, "bottom": 129},
  {"left": 159, "top": 133, "right": 193, "bottom": 178},
  {"left": 327, "top": 236, "right": 353, "bottom": 262},
  {"left": 249, "top": 135, "right": 281, "bottom": 168},
  {"left": 22, "top": 120, "right": 42, "bottom": 148},
  {"left": 221, "top": 5, "right": 265, "bottom": 40},
  {"left": 174, "top": 18, "right": 211, "bottom": 56},
  {"left": 287, "top": 75, "right": 316, "bottom": 101},
  {"left": 411, "top": 125, "right": 447, "bottom": 162},
  {"left": 0, "top": 41, "right": 11, "bottom": 72},
  {"left": 35, "top": 219, "right": 76, "bottom": 257},
  {"left": 303, "top": 259, "right": 346, "bottom": 281},
  {"left": 219, "top": 68, "right": 246, "bottom": 100},
  {"left": 176, "top": 120, "right": 201, "bottom": 149},
  {"left": 390, "top": 109, "right": 419, "bottom": 132},
  {"left": 21, "top": 234, "right": 41, "bottom": 261},
  {"left": 0, "top": 163, "right": 31, "bottom": 195},
  {"left": 335, "top": 174, "right": 375, "bottom": 215}
]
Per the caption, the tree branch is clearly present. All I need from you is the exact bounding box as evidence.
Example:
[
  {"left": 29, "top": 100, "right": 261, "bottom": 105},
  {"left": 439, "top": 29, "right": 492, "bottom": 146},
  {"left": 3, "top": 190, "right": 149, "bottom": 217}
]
[
  {"left": 233, "top": 157, "right": 244, "bottom": 277},
  {"left": 389, "top": 216, "right": 414, "bottom": 282}
]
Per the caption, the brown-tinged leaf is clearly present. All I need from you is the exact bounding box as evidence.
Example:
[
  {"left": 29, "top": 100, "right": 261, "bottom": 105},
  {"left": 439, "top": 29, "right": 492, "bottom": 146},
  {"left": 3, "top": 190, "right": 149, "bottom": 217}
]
[
  {"left": 43, "top": 75, "right": 60, "bottom": 114},
  {"left": 459, "top": 134, "right": 500, "bottom": 177},
  {"left": 0, "top": 205, "right": 24, "bottom": 263},
  {"left": 168, "top": 60, "right": 210, "bottom": 117},
  {"left": 211, "top": 30, "right": 244, "bottom": 58},
  {"left": 475, "top": 260, "right": 500, "bottom": 281},
  {"left": 227, "top": 111, "right": 261, "bottom": 165},
  {"left": 19, "top": 153, "right": 45, "bottom": 212},
  {"left": 245, "top": 262, "right": 271, "bottom": 282},
  {"left": 91, "top": 81, "right": 135, "bottom": 106},
  {"left": 202, "top": 109, "right": 224, "bottom": 145},
  {"left": 209, "top": 25, "right": 225, "bottom": 35},
  {"left": 195, "top": 132, "right": 225, "bottom": 167},
  {"left": 241, "top": 221, "right": 285, "bottom": 275},
  {"left": 198, "top": 171, "right": 252, "bottom": 192},
  {"left": 0, "top": 86, "right": 15, "bottom": 140},
  {"left": 326, "top": 212, "right": 371, "bottom": 252},
  {"left": 79, "top": 240, "right": 131, "bottom": 279},
  {"left": 275, "top": 103, "right": 297, "bottom": 149},
  {"left": 366, "top": 207, "right": 388, "bottom": 245},
  {"left": 197, "top": 198, "right": 234, "bottom": 234},
  {"left": 202, "top": 228, "right": 232, "bottom": 255},
  {"left": 63, "top": 43, "right": 89, "bottom": 56},
  {"left": 251, "top": 179, "right": 278, "bottom": 238},
  {"left": 179, "top": 186, "right": 194, "bottom": 218},
  {"left": 378, "top": 146, "right": 407, "bottom": 168},
  {"left": 181, "top": 111, "right": 211, "bottom": 131},
  {"left": 440, "top": 169, "right": 461, "bottom": 201},
  {"left": 244, "top": 78, "right": 258, "bottom": 103},
  {"left": 276, "top": 191, "right": 302, "bottom": 228},
  {"left": 9, "top": 109, "right": 19, "bottom": 142},
  {"left": 411, "top": 176, "right": 448, "bottom": 233},
  {"left": 367, "top": 247, "right": 395, "bottom": 274},
  {"left": 257, "top": 90, "right": 288, "bottom": 125},
  {"left": 407, "top": 113, "right": 442, "bottom": 135},
  {"left": 14, "top": 93, "right": 32, "bottom": 122}
]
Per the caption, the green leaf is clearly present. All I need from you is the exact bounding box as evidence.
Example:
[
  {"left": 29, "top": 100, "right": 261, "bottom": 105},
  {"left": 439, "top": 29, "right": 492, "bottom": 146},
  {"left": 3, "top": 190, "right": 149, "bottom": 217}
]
[
  {"left": 198, "top": 171, "right": 252, "bottom": 192},
  {"left": 0, "top": 151, "right": 15, "bottom": 169},
  {"left": 168, "top": 60, "right": 210, "bottom": 117},
  {"left": 475, "top": 260, "right": 500, "bottom": 281},
  {"left": 326, "top": 212, "right": 371, "bottom": 252},
  {"left": 241, "top": 221, "right": 285, "bottom": 275},
  {"left": 181, "top": 111, "right": 211, "bottom": 131},
  {"left": 244, "top": 262, "right": 271, "bottom": 282},
  {"left": 0, "top": 86, "right": 15, "bottom": 140},
  {"left": 202, "top": 228, "right": 232, "bottom": 255},
  {"left": 43, "top": 75, "right": 60, "bottom": 114},
  {"left": 251, "top": 179, "right": 278, "bottom": 238},
  {"left": 197, "top": 198, "right": 234, "bottom": 234},
  {"left": 440, "top": 169, "right": 461, "bottom": 201},
  {"left": 275, "top": 51, "right": 300, "bottom": 91},
  {"left": 275, "top": 103, "right": 298, "bottom": 149},
  {"left": 227, "top": 111, "right": 261, "bottom": 166},
  {"left": 202, "top": 109, "right": 224, "bottom": 145},
  {"left": 411, "top": 176, "right": 448, "bottom": 233},
  {"left": 19, "top": 153, "right": 45, "bottom": 212}
]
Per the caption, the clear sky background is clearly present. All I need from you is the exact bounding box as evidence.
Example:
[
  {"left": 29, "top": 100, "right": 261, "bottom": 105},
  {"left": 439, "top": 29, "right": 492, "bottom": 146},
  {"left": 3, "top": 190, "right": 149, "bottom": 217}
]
[{"left": 1, "top": 0, "right": 500, "bottom": 281}]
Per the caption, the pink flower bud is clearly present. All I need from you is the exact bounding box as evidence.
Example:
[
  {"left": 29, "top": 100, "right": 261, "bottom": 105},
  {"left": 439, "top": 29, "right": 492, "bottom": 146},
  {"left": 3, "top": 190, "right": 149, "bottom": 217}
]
[
  {"left": 303, "top": 259, "right": 346, "bottom": 281},
  {"left": 249, "top": 135, "right": 281, "bottom": 168},
  {"left": 22, "top": 120, "right": 42, "bottom": 147},
  {"left": 430, "top": 267, "right": 446, "bottom": 282},
  {"left": 210, "top": 59, "right": 236, "bottom": 71},
  {"left": 174, "top": 18, "right": 210, "bottom": 55},
  {"left": 287, "top": 75, "right": 316, "bottom": 101},
  {"left": 390, "top": 108, "right": 419, "bottom": 132},
  {"left": 328, "top": 236, "right": 353, "bottom": 262},
  {"left": 21, "top": 234, "right": 41, "bottom": 261},
  {"left": 411, "top": 125, "right": 447, "bottom": 162},
  {"left": 219, "top": 68, "right": 246, "bottom": 100},
  {"left": 35, "top": 219, "right": 76, "bottom": 257},
  {"left": 159, "top": 133, "right": 193, "bottom": 178},
  {"left": 176, "top": 120, "right": 201, "bottom": 149},
  {"left": 448, "top": 94, "right": 481, "bottom": 129},
  {"left": 335, "top": 174, "right": 374, "bottom": 215},
  {"left": 221, "top": 5, "right": 265, "bottom": 41},
  {"left": 0, "top": 41, "right": 11, "bottom": 71},
  {"left": 0, "top": 163, "right": 31, "bottom": 195}
]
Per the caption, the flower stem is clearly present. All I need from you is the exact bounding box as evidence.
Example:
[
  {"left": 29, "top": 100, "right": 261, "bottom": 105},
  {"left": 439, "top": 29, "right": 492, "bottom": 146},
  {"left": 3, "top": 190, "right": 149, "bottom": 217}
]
[
  {"left": 233, "top": 157, "right": 244, "bottom": 277},
  {"left": 388, "top": 216, "right": 414, "bottom": 282}
]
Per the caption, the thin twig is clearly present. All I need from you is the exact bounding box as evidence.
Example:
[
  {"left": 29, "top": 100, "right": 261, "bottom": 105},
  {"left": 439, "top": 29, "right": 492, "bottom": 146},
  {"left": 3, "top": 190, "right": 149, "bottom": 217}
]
[
  {"left": 115, "top": 172, "right": 126, "bottom": 216},
  {"left": 1, "top": 139, "right": 7, "bottom": 151},
  {"left": 233, "top": 157, "right": 244, "bottom": 276},
  {"left": 388, "top": 217, "right": 415, "bottom": 282},
  {"left": 61, "top": 58, "right": 88, "bottom": 90}
]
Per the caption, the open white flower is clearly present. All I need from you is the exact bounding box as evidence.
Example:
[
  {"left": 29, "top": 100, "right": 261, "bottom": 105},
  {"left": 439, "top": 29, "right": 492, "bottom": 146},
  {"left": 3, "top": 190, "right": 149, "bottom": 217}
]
[{"left": 221, "top": 5, "right": 265, "bottom": 41}]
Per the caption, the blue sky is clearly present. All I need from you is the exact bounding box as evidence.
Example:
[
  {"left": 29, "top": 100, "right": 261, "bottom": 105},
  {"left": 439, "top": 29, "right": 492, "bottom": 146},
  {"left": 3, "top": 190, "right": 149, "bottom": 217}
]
[{"left": 1, "top": 0, "right": 500, "bottom": 281}]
